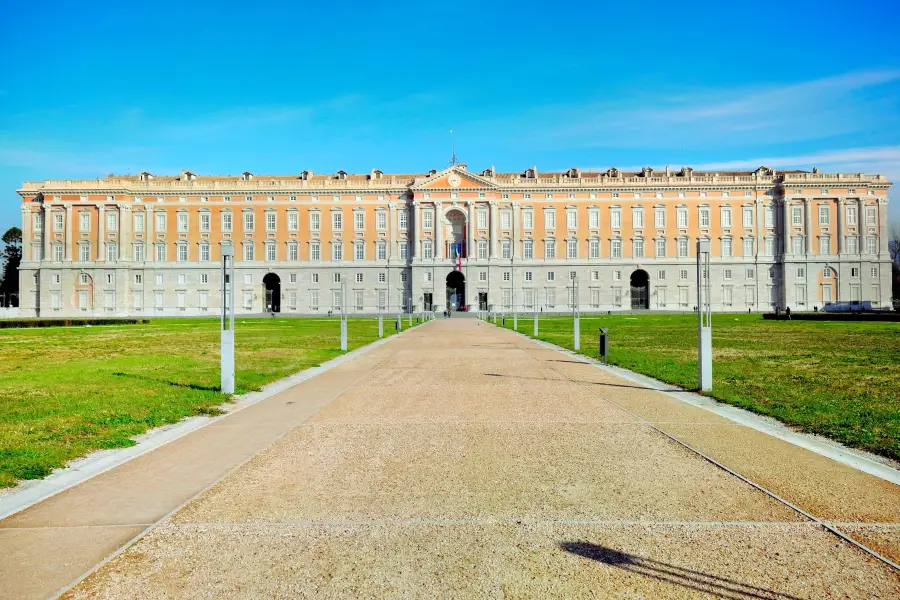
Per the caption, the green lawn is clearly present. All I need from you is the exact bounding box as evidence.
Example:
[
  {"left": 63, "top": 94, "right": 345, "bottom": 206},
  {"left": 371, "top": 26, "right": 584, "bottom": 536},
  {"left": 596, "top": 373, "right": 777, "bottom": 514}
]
[
  {"left": 0, "top": 317, "right": 398, "bottom": 488},
  {"left": 498, "top": 314, "right": 900, "bottom": 460}
]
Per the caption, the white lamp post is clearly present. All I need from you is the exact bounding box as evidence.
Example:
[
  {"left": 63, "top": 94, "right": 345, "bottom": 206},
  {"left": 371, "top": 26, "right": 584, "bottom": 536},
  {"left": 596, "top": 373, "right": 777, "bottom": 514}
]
[
  {"left": 220, "top": 246, "right": 235, "bottom": 394},
  {"left": 697, "top": 239, "right": 712, "bottom": 390}
]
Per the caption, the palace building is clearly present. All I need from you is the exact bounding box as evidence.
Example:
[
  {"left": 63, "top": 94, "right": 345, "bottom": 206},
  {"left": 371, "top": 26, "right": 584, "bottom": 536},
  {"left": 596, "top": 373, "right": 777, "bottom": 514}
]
[{"left": 16, "top": 164, "right": 893, "bottom": 317}]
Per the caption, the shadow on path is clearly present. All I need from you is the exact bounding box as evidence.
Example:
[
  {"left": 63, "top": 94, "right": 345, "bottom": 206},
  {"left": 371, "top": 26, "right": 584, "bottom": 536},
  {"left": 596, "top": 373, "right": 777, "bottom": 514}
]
[
  {"left": 484, "top": 372, "right": 685, "bottom": 393},
  {"left": 111, "top": 371, "right": 221, "bottom": 392},
  {"left": 559, "top": 542, "right": 804, "bottom": 600}
]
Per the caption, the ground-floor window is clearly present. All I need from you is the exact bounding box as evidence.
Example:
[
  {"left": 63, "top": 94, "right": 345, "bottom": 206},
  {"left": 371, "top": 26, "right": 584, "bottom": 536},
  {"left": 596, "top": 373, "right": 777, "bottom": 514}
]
[
  {"left": 850, "top": 285, "right": 860, "bottom": 302},
  {"left": 51, "top": 290, "right": 61, "bottom": 310},
  {"left": 310, "top": 290, "right": 319, "bottom": 310},
  {"left": 679, "top": 287, "right": 688, "bottom": 307},
  {"left": 154, "top": 291, "right": 163, "bottom": 310},
  {"left": 723, "top": 287, "right": 732, "bottom": 307},
  {"left": 133, "top": 291, "right": 143, "bottom": 311},
  {"left": 524, "top": 288, "right": 534, "bottom": 308},
  {"left": 332, "top": 290, "right": 341, "bottom": 309},
  {"left": 354, "top": 290, "right": 363, "bottom": 310},
  {"left": 79, "top": 290, "right": 89, "bottom": 310},
  {"left": 177, "top": 291, "right": 186, "bottom": 310},
  {"left": 546, "top": 288, "right": 556, "bottom": 308},
  {"left": 872, "top": 285, "right": 880, "bottom": 305},
  {"left": 377, "top": 289, "right": 386, "bottom": 310},
  {"left": 243, "top": 291, "right": 253, "bottom": 310},
  {"left": 590, "top": 288, "right": 600, "bottom": 308},
  {"left": 657, "top": 287, "right": 666, "bottom": 308},
  {"left": 199, "top": 291, "right": 208, "bottom": 309},
  {"left": 795, "top": 284, "right": 806, "bottom": 307},
  {"left": 613, "top": 288, "right": 622, "bottom": 307},
  {"left": 104, "top": 290, "right": 115, "bottom": 311},
  {"left": 822, "top": 284, "right": 832, "bottom": 303},
  {"left": 288, "top": 291, "right": 297, "bottom": 309},
  {"left": 745, "top": 286, "right": 755, "bottom": 306}
]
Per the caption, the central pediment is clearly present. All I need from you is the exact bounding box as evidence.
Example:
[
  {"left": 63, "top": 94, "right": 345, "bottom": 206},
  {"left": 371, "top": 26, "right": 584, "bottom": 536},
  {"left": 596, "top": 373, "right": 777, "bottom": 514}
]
[{"left": 412, "top": 167, "right": 496, "bottom": 190}]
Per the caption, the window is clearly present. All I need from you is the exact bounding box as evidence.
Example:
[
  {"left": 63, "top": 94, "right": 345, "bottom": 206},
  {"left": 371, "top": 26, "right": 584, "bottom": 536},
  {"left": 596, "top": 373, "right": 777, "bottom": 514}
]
[
  {"left": 332, "top": 273, "right": 341, "bottom": 284},
  {"left": 525, "top": 271, "right": 533, "bottom": 282},
  {"left": 523, "top": 240, "right": 534, "bottom": 259},
  {"left": 199, "top": 212, "right": 210, "bottom": 232},
  {"left": 871, "top": 267, "right": 878, "bottom": 278},
  {"left": 791, "top": 206, "right": 802, "bottom": 227},
  {"left": 657, "top": 270, "right": 666, "bottom": 281},
  {"left": 846, "top": 206, "right": 857, "bottom": 225},
  {"left": 679, "top": 287, "right": 689, "bottom": 306},
  {"left": 400, "top": 272, "right": 408, "bottom": 283},
  {"left": 177, "top": 273, "right": 186, "bottom": 285},
  {"left": 866, "top": 207, "right": 877, "bottom": 226},
  {"left": 657, "top": 288, "right": 666, "bottom": 307},
  {"left": 355, "top": 272, "right": 364, "bottom": 284},
  {"left": 866, "top": 236, "right": 877, "bottom": 255},
  {"left": 399, "top": 210, "right": 409, "bottom": 230},
  {"left": 354, "top": 290, "right": 363, "bottom": 310},
  {"left": 243, "top": 243, "right": 254, "bottom": 261},
  {"left": 134, "top": 243, "right": 145, "bottom": 262},
  {"left": 501, "top": 210, "right": 512, "bottom": 229},
  {"left": 796, "top": 267, "right": 805, "bottom": 278},
  {"left": 699, "top": 208, "right": 710, "bottom": 227},
  {"left": 156, "top": 244, "right": 166, "bottom": 262},
  {"left": 545, "top": 239, "right": 556, "bottom": 259},
  {"left": 222, "top": 211, "right": 233, "bottom": 232},
  {"left": 80, "top": 212, "right": 90, "bottom": 232},
  {"left": 421, "top": 240, "right": 433, "bottom": 260},
  {"left": 851, "top": 267, "right": 859, "bottom": 278},
  {"left": 332, "top": 211, "right": 343, "bottom": 231},
  {"left": 765, "top": 237, "right": 774, "bottom": 256},
  {"left": 376, "top": 211, "right": 386, "bottom": 231},
  {"left": 613, "top": 270, "right": 622, "bottom": 282},
  {"left": 818, "top": 206, "right": 829, "bottom": 226},
  {"left": 477, "top": 240, "right": 487, "bottom": 259},
  {"left": 33, "top": 212, "right": 43, "bottom": 232},
  {"left": 332, "top": 241, "right": 343, "bottom": 261},
  {"left": 399, "top": 241, "right": 409, "bottom": 260},
  {"left": 105, "top": 290, "right": 116, "bottom": 310},
  {"left": 355, "top": 242, "right": 365, "bottom": 261},
  {"left": 156, "top": 212, "right": 167, "bottom": 232},
  {"left": 53, "top": 244, "right": 63, "bottom": 262},
  {"left": 200, "top": 243, "right": 210, "bottom": 262},
  {"left": 632, "top": 208, "right": 644, "bottom": 228},
  {"left": 611, "top": 239, "right": 622, "bottom": 258},
  {"left": 680, "top": 269, "right": 688, "bottom": 281},
  {"left": 588, "top": 209, "right": 599, "bottom": 229},
  {"left": 792, "top": 236, "right": 804, "bottom": 255},
  {"left": 847, "top": 236, "right": 858, "bottom": 254},
  {"left": 244, "top": 291, "right": 253, "bottom": 310},
  {"left": 654, "top": 208, "right": 665, "bottom": 228},
  {"left": 819, "top": 236, "right": 830, "bottom": 255},
  {"left": 53, "top": 212, "right": 64, "bottom": 232},
  {"left": 545, "top": 210, "right": 556, "bottom": 229},
  {"left": 524, "top": 288, "right": 534, "bottom": 308},
  {"left": 312, "top": 273, "right": 319, "bottom": 283},
  {"left": 376, "top": 242, "right": 386, "bottom": 261},
  {"left": 501, "top": 239, "right": 511, "bottom": 259},
  {"left": 107, "top": 211, "right": 118, "bottom": 232},
  {"left": 566, "top": 210, "right": 576, "bottom": 229},
  {"left": 547, "top": 271, "right": 556, "bottom": 282},
  {"left": 765, "top": 205, "right": 774, "bottom": 227},
  {"left": 355, "top": 211, "right": 366, "bottom": 231},
  {"left": 723, "top": 287, "right": 733, "bottom": 306},
  {"left": 746, "top": 268, "right": 755, "bottom": 280},
  {"left": 589, "top": 239, "right": 600, "bottom": 258},
  {"left": 265, "top": 243, "right": 276, "bottom": 261},
  {"left": 613, "top": 288, "right": 622, "bottom": 307},
  {"left": 177, "top": 244, "right": 188, "bottom": 262},
  {"left": 523, "top": 210, "right": 533, "bottom": 230},
  {"left": 309, "top": 241, "right": 321, "bottom": 261},
  {"left": 243, "top": 211, "right": 254, "bottom": 232},
  {"left": 479, "top": 271, "right": 487, "bottom": 283},
  {"left": 201, "top": 273, "right": 208, "bottom": 284},
  {"left": 677, "top": 208, "right": 688, "bottom": 228},
  {"left": 678, "top": 238, "right": 689, "bottom": 257},
  {"left": 823, "top": 267, "right": 833, "bottom": 278},
  {"left": 743, "top": 238, "right": 754, "bottom": 257},
  {"left": 477, "top": 210, "right": 487, "bottom": 229},
  {"left": 633, "top": 239, "right": 644, "bottom": 258},
  {"left": 722, "top": 238, "right": 732, "bottom": 257},
  {"left": 742, "top": 208, "right": 753, "bottom": 227},
  {"left": 611, "top": 209, "right": 621, "bottom": 229},
  {"left": 310, "top": 211, "right": 320, "bottom": 231},
  {"left": 795, "top": 284, "right": 806, "bottom": 307},
  {"left": 107, "top": 243, "right": 117, "bottom": 262},
  {"left": 266, "top": 211, "right": 276, "bottom": 232},
  {"left": 310, "top": 290, "right": 320, "bottom": 310},
  {"left": 567, "top": 239, "right": 577, "bottom": 259},
  {"left": 503, "top": 271, "right": 510, "bottom": 282},
  {"left": 378, "top": 272, "right": 385, "bottom": 283}
]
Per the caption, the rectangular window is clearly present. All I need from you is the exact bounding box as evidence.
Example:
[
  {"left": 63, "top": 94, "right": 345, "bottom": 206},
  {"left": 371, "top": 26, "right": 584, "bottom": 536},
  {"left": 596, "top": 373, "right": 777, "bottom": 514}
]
[
  {"left": 657, "top": 287, "right": 666, "bottom": 307},
  {"left": 847, "top": 236, "right": 858, "bottom": 254},
  {"left": 567, "top": 239, "right": 577, "bottom": 259},
  {"left": 355, "top": 211, "right": 365, "bottom": 231},
  {"left": 243, "top": 212, "right": 254, "bottom": 232},
  {"left": 792, "top": 236, "right": 804, "bottom": 255},
  {"left": 266, "top": 212, "right": 276, "bottom": 232},
  {"left": 501, "top": 239, "right": 512, "bottom": 259},
  {"left": 176, "top": 291, "right": 186, "bottom": 310},
  {"left": 477, "top": 210, "right": 487, "bottom": 229},
  {"left": 501, "top": 210, "right": 512, "bottom": 229},
  {"left": 614, "top": 270, "right": 622, "bottom": 282},
  {"left": 765, "top": 237, "right": 774, "bottom": 256},
  {"left": 399, "top": 210, "right": 409, "bottom": 230},
  {"left": 743, "top": 238, "right": 754, "bottom": 257},
  {"left": 819, "top": 206, "right": 829, "bottom": 225},
  {"left": 479, "top": 271, "right": 487, "bottom": 283},
  {"left": 547, "top": 271, "right": 556, "bottom": 282},
  {"left": 399, "top": 242, "right": 409, "bottom": 260},
  {"left": 53, "top": 244, "right": 63, "bottom": 262},
  {"left": 106, "top": 211, "right": 117, "bottom": 232},
  {"left": 332, "top": 211, "right": 342, "bottom": 231},
  {"left": 613, "top": 288, "right": 622, "bottom": 307},
  {"left": 677, "top": 208, "right": 687, "bottom": 228},
  {"left": 287, "top": 211, "right": 298, "bottom": 232},
  {"left": 634, "top": 239, "right": 644, "bottom": 258},
  {"left": 545, "top": 210, "right": 556, "bottom": 229},
  {"left": 266, "top": 244, "right": 276, "bottom": 261},
  {"left": 523, "top": 240, "right": 534, "bottom": 259},
  {"left": 724, "top": 269, "right": 733, "bottom": 280},
  {"left": 795, "top": 284, "right": 807, "bottom": 307},
  {"left": 34, "top": 212, "right": 44, "bottom": 232},
  {"left": 846, "top": 206, "right": 857, "bottom": 225},
  {"left": 80, "top": 212, "right": 90, "bottom": 232},
  {"left": 819, "top": 236, "right": 829, "bottom": 255},
  {"left": 721, "top": 209, "right": 732, "bottom": 228},
  {"left": 107, "top": 244, "right": 117, "bottom": 262},
  {"left": 200, "top": 244, "right": 210, "bottom": 261},
  {"left": 156, "top": 212, "right": 166, "bottom": 232},
  {"left": 178, "top": 212, "right": 188, "bottom": 232},
  {"left": 655, "top": 238, "right": 666, "bottom": 257},
  {"left": 611, "top": 209, "right": 621, "bottom": 229},
  {"left": 679, "top": 287, "right": 688, "bottom": 306},
  {"left": 654, "top": 208, "right": 665, "bottom": 228},
  {"left": 611, "top": 239, "right": 622, "bottom": 258},
  {"left": 866, "top": 207, "right": 877, "bottom": 226},
  {"left": 678, "top": 238, "right": 688, "bottom": 257},
  {"left": 201, "top": 273, "right": 208, "bottom": 284},
  {"left": 377, "top": 289, "right": 386, "bottom": 310},
  {"left": 866, "top": 236, "right": 877, "bottom": 254},
  {"left": 155, "top": 244, "right": 166, "bottom": 262},
  {"left": 309, "top": 242, "right": 320, "bottom": 261},
  {"left": 333, "top": 242, "right": 343, "bottom": 261},
  {"left": 566, "top": 210, "right": 576, "bottom": 230},
  {"left": 700, "top": 208, "right": 710, "bottom": 227},
  {"left": 588, "top": 209, "right": 599, "bottom": 229},
  {"left": 196, "top": 212, "right": 209, "bottom": 232},
  {"left": 375, "top": 210, "right": 386, "bottom": 231},
  {"left": 792, "top": 206, "right": 802, "bottom": 227},
  {"left": 243, "top": 243, "right": 254, "bottom": 261},
  {"left": 525, "top": 271, "right": 533, "bottom": 282},
  {"left": 376, "top": 242, "right": 386, "bottom": 260},
  {"left": 310, "top": 212, "right": 320, "bottom": 231},
  {"left": 743, "top": 208, "right": 753, "bottom": 227},
  {"left": 244, "top": 291, "right": 253, "bottom": 310},
  {"left": 287, "top": 242, "right": 298, "bottom": 261},
  {"left": 524, "top": 288, "right": 534, "bottom": 308},
  {"left": 680, "top": 269, "right": 688, "bottom": 281},
  {"left": 765, "top": 206, "right": 774, "bottom": 227},
  {"left": 177, "top": 244, "right": 188, "bottom": 262},
  {"left": 132, "top": 291, "right": 143, "bottom": 311},
  {"left": 222, "top": 212, "right": 233, "bottom": 232},
  {"left": 871, "top": 267, "right": 878, "bottom": 278},
  {"left": 134, "top": 243, "right": 145, "bottom": 262},
  {"left": 589, "top": 239, "right": 600, "bottom": 258},
  {"left": 105, "top": 290, "right": 116, "bottom": 310},
  {"left": 633, "top": 209, "right": 643, "bottom": 228},
  {"left": 53, "top": 212, "right": 64, "bottom": 232},
  {"left": 523, "top": 210, "right": 533, "bottom": 230},
  {"left": 477, "top": 240, "right": 487, "bottom": 259},
  {"left": 722, "top": 238, "right": 732, "bottom": 257},
  {"left": 309, "top": 290, "right": 319, "bottom": 310},
  {"left": 723, "top": 287, "right": 733, "bottom": 306},
  {"left": 545, "top": 239, "right": 556, "bottom": 259}
]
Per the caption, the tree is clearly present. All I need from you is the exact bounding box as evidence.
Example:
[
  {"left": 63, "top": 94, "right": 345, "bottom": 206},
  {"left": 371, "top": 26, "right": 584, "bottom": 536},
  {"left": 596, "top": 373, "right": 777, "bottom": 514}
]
[
  {"left": 0, "top": 226, "right": 22, "bottom": 307},
  {"left": 889, "top": 224, "right": 900, "bottom": 310}
]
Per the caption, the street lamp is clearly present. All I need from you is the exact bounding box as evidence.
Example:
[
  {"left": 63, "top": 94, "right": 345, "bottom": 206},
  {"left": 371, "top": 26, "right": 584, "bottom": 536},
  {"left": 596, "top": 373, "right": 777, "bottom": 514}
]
[{"left": 571, "top": 274, "right": 580, "bottom": 350}]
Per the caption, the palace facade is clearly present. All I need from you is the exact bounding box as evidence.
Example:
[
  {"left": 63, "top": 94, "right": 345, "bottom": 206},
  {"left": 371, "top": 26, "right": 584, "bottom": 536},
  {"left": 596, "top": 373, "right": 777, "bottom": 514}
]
[{"left": 16, "top": 164, "right": 893, "bottom": 316}]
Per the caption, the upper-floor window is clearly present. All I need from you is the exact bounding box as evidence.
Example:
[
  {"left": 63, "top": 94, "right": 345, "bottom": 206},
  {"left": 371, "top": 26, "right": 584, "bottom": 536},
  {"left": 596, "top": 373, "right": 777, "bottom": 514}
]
[
  {"left": 288, "top": 211, "right": 298, "bottom": 231},
  {"left": 677, "top": 208, "right": 688, "bottom": 228},
  {"left": 765, "top": 205, "right": 774, "bottom": 227},
  {"left": 632, "top": 208, "right": 644, "bottom": 228},
  {"left": 33, "top": 212, "right": 44, "bottom": 232},
  {"left": 376, "top": 210, "right": 386, "bottom": 231},
  {"left": 588, "top": 208, "right": 599, "bottom": 229},
  {"left": 422, "top": 209, "right": 432, "bottom": 230},
  {"left": 243, "top": 211, "right": 254, "bottom": 232},
  {"left": 332, "top": 211, "right": 343, "bottom": 231},
  {"left": 699, "top": 208, "right": 710, "bottom": 228},
  {"left": 566, "top": 209, "right": 577, "bottom": 229},
  {"left": 354, "top": 211, "right": 365, "bottom": 231},
  {"left": 310, "top": 211, "right": 320, "bottom": 231},
  {"left": 399, "top": 210, "right": 408, "bottom": 230},
  {"left": 476, "top": 209, "right": 487, "bottom": 229},
  {"left": 107, "top": 211, "right": 118, "bottom": 232},
  {"left": 79, "top": 212, "right": 90, "bottom": 232},
  {"left": 156, "top": 212, "right": 167, "bottom": 232},
  {"left": 611, "top": 239, "right": 622, "bottom": 258},
  {"left": 866, "top": 206, "right": 877, "bottom": 226},
  {"left": 501, "top": 210, "right": 512, "bottom": 230},
  {"left": 134, "top": 211, "right": 145, "bottom": 233},
  {"left": 266, "top": 211, "right": 276, "bottom": 232},
  {"left": 222, "top": 211, "right": 233, "bottom": 232},
  {"left": 654, "top": 208, "right": 665, "bottom": 228},
  {"left": 54, "top": 212, "right": 64, "bottom": 232},
  {"left": 523, "top": 240, "right": 533, "bottom": 259},
  {"left": 792, "top": 206, "right": 802, "bottom": 227},
  {"left": 545, "top": 239, "right": 556, "bottom": 259},
  {"left": 819, "top": 206, "right": 829, "bottom": 225},
  {"left": 846, "top": 206, "right": 857, "bottom": 225},
  {"left": 501, "top": 239, "right": 512, "bottom": 259},
  {"left": 743, "top": 208, "right": 753, "bottom": 227},
  {"left": 721, "top": 208, "right": 732, "bottom": 228},
  {"left": 611, "top": 209, "right": 621, "bottom": 229},
  {"left": 589, "top": 239, "right": 600, "bottom": 258},
  {"left": 200, "top": 212, "right": 210, "bottom": 232},
  {"left": 545, "top": 209, "right": 556, "bottom": 229},
  {"left": 523, "top": 210, "right": 533, "bottom": 230},
  {"left": 177, "top": 212, "right": 189, "bottom": 232}
]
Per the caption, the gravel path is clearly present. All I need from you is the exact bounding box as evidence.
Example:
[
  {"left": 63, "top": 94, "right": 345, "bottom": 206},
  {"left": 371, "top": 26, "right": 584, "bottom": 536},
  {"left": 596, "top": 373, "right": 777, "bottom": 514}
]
[{"left": 64, "top": 319, "right": 900, "bottom": 599}]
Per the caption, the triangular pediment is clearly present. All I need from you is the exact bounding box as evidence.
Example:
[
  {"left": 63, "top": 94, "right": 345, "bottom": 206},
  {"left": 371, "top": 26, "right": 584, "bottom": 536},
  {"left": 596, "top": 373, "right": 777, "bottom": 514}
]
[{"left": 412, "top": 167, "right": 496, "bottom": 190}]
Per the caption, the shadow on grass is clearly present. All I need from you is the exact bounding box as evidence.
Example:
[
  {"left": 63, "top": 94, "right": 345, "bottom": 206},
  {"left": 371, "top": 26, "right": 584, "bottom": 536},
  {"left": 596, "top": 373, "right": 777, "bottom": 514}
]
[
  {"left": 559, "top": 542, "right": 804, "bottom": 600},
  {"left": 483, "top": 373, "right": 686, "bottom": 393},
  {"left": 111, "top": 372, "right": 221, "bottom": 392}
]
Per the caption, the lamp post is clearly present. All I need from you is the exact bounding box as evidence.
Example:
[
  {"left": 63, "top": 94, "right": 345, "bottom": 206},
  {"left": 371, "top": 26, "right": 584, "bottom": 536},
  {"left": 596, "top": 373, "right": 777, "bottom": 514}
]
[
  {"left": 220, "top": 246, "right": 235, "bottom": 394},
  {"left": 697, "top": 239, "right": 712, "bottom": 391},
  {"left": 572, "top": 275, "right": 580, "bottom": 351},
  {"left": 340, "top": 278, "right": 348, "bottom": 351},
  {"left": 511, "top": 255, "right": 517, "bottom": 330}
]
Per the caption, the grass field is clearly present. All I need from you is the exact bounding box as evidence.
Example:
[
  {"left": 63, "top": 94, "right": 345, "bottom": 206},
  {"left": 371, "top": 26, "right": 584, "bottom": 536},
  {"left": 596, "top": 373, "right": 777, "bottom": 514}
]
[
  {"left": 0, "top": 317, "right": 397, "bottom": 488},
  {"left": 499, "top": 314, "right": 900, "bottom": 460}
]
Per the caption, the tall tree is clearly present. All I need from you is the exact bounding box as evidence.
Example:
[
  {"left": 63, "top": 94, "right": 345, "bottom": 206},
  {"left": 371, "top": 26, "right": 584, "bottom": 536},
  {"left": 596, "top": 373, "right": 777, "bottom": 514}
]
[
  {"left": 0, "top": 226, "right": 22, "bottom": 307},
  {"left": 890, "top": 224, "right": 900, "bottom": 310}
]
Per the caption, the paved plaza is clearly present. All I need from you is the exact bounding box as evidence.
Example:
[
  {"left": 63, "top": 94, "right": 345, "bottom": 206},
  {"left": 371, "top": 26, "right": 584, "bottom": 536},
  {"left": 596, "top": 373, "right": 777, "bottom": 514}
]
[{"left": 2, "top": 319, "right": 899, "bottom": 599}]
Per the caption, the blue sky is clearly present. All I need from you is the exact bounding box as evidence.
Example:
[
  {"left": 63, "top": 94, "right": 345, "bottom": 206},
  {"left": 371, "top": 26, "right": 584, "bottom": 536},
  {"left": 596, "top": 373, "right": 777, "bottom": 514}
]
[{"left": 1, "top": 0, "right": 899, "bottom": 234}]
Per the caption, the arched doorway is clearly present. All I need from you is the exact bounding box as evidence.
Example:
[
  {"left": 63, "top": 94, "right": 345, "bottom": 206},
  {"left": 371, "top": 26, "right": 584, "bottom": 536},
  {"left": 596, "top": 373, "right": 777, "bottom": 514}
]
[
  {"left": 630, "top": 270, "right": 649, "bottom": 310},
  {"left": 443, "top": 208, "right": 468, "bottom": 258},
  {"left": 263, "top": 273, "right": 281, "bottom": 313},
  {"left": 446, "top": 270, "right": 465, "bottom": 311}
]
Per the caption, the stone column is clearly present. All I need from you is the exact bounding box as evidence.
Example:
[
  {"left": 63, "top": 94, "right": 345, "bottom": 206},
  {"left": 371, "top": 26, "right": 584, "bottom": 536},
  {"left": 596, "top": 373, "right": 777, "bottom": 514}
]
[
  {"left": 64, "top": 204, "right": 73, "bottom": 261},
  {"left": 878, "top": 197, "right": 889, "bottom": 257},
  {"left": 21, "top": 205, "right": 31, "bottom": 262},
  {"left": 489, "top": 200, "right": 499, "bottom": 258},
  {"left": 42, "top": 203, "right": 52, "bottom": 262},
  {"left": 98, "top": 204, "right": 106, "bottom": 262},
  {"left": 146, "top": 206, "right": 154, "bottom": 262},
  {"left": 467, "top": 201, "right": 476, "bottom": 259},
  {"left": 119, "top": 204, "right": 131, "bottom": 261},
  {"left": 782, "top": 198, "right": 791, "bottom": 256},
  {"left": 512, "top": 202, "right": 520, "bottom": 259},
  {"left": 756, "top": 200, "right": 764, "bottom": 257},
  {"left": 412, "top": 200, "right": 420, "bottom": 259},
  {"left": 803, "top": 197, "right": 812, "bottom": 255},
  {"left": 435, "top": 203, "right": 443, "bottom": 260},
  {"left": 857, "top": 197, "right": 864, "bottom": 255},
  {"left": 837, "top": 198, "right": 845, "bottom": 255}
]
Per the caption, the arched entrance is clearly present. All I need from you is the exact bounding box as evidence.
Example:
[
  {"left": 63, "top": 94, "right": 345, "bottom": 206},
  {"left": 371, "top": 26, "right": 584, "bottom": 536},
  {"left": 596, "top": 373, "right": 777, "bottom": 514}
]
[
  {"left": 446, "top": 270, "right": 465, "bottom": 311},
  {"left": 630, "top": 270, "right": 649, "bottom": 310},
  {"left": 442, "top": 208, "right": 468, "bottom": 258},
  {"left": 263, "top": 273, "right": 281, "bottom": 313}
]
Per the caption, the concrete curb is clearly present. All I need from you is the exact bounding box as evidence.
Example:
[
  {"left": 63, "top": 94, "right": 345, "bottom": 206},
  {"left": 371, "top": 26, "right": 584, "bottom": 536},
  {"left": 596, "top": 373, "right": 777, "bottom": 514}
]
[
  {"left": 0, "top": 325, "right": 416, "bottom": 521},
  {"left": 494, "top": 321, "right": 900, "bottom": 487}
]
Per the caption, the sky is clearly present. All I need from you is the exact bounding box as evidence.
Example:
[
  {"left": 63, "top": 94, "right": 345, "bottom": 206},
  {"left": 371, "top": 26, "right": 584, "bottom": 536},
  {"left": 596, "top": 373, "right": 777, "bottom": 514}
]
[{"left": 1, "top": 0, "right": 899, "bottom": 234}]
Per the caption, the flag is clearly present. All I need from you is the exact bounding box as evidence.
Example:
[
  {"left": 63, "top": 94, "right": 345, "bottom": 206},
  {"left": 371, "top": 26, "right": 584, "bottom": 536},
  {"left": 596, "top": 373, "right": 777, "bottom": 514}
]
[{"left": 456, "top": 244, "right": 462, "bottom": 271}]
